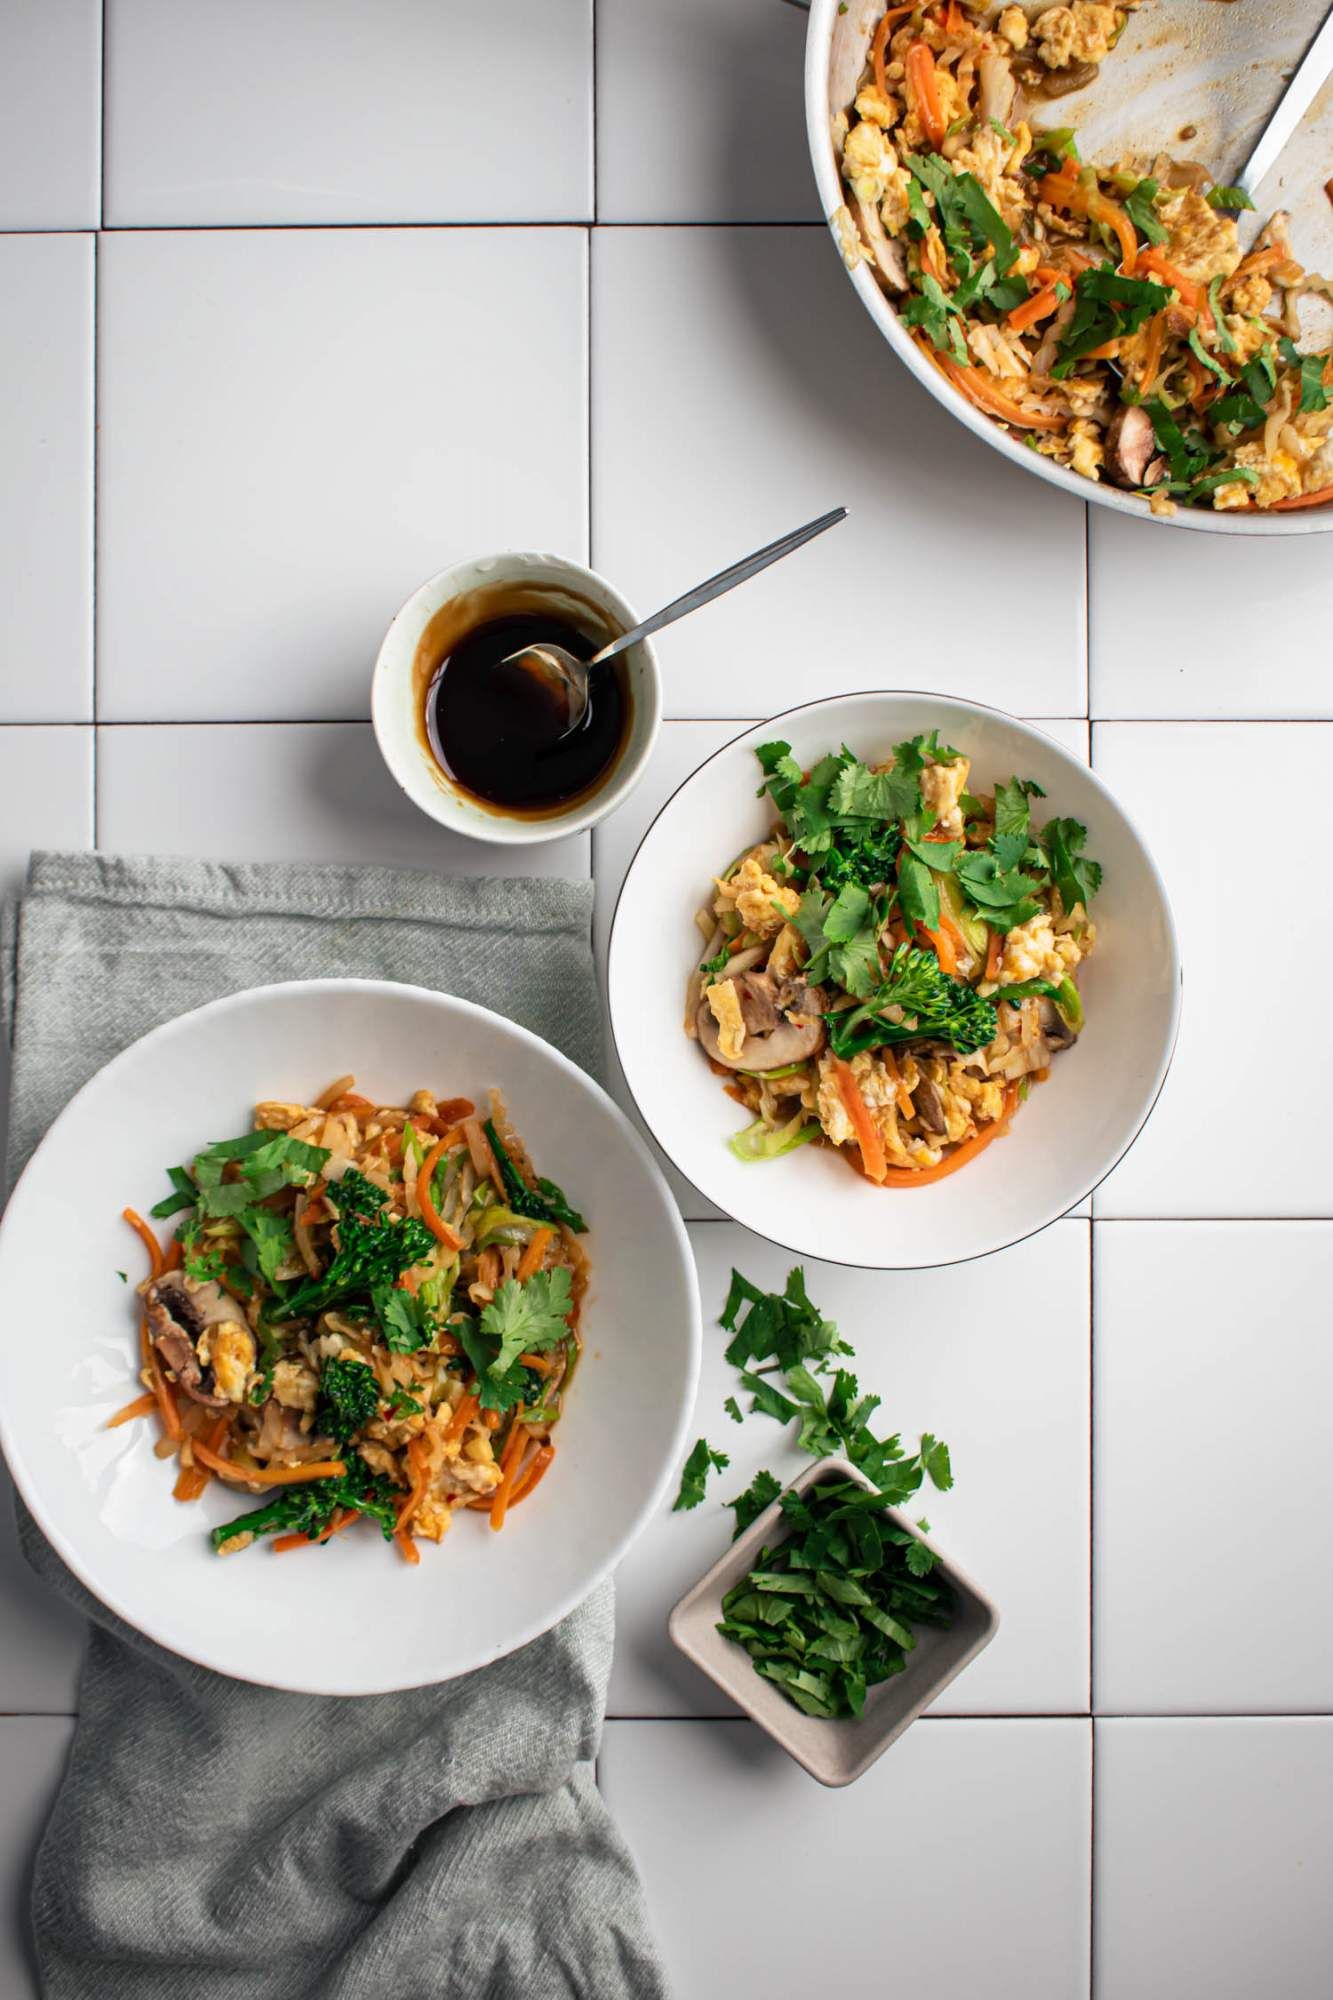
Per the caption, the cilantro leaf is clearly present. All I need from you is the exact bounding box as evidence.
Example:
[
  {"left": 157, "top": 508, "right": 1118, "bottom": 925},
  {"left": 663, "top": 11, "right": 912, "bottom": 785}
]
[
  {"left": 238, "top": 1207, "right": 294, "bottom": 1286},
  {"left": 830, "top": 758, "right": 920, "bottom": 823},
  {"left": 1278, "top": 337, "right": 1330, "bottom": 414},
  {"left": 479, "top": 1266, "right": 573, "bottom": 1378},
  {"left": 724, "top": 1395, "right": 743, "bottom": 1424},
  {"left": 1124, "top": 177, "right": 1167, "bottom": 246},
  {"left": 725, "top": 1467, "right": 783, "bottom": 1537},
  {"left": 897, "top": 851, "right": 940, "bottom": 932},
  {"left": 673, "top": 1438, "right": 730, "bottom": 1512},
  {"left": 955, "top": 850, "right": 1042, "bottom": 932},
  {"left": 1053, "top": 267, "right": 1169, "bottom": 376},
  {"left": 373, "top": 1284, "right": 432, "bottom": 1355},
  {"left": 1040, "top": 817, "right": 1103, "bottom": 915}
]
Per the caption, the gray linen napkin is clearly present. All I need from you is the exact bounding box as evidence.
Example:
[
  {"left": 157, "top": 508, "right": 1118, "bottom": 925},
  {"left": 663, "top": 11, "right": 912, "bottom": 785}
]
[{"left": 4, "top": 851, "right": 668, "bottom": 2000}]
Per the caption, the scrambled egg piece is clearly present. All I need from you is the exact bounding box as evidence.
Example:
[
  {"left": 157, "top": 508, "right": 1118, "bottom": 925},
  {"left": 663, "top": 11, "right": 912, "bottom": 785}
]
[
  {"left": 829, "top": 203, "right": 865, "bottom": 272},
  {"left": 272, "top": 1359, "right": 318, "bottom": 1412},
  {"left": 854, "top": 86, "right": 897, "bottom": 130},
  {"left": 715, "top": 853, "right": 801, "bottom": 937},
  {"left": 1069, "top": 419, "right": 1104, "bottom": 482},
  {"left": 1034, "top": 3, "right": 1121, "bottom": 69},
  {"left": 952, "top": 126, "right": 1030, "bottom": 232},
  {"left": 998, "top": 6, "right": 1030, "bottom": 49},
  {"left": 919, "top": 754, "right": 971, "bottom": 836},
  {"left": 997, "top": 913, "right": 1084, "bottom": 986},
  {"left": 1157, "top": 187, "right": 1239, "bottom": 285},
  {"left": 1230, "top": 273, "right": 1272, "bottom": 317},
  {"left": 704, "top": 980, "right": 747, "bottom": 1063},
  {"left": 209, "top": 1321, "right": 256, "bottom": 1404},
  {"left": 1228, "top": 440, "right": 1302, "bottom": 508},
  {"left": 843, "top": 119, "right": 901, "bottom": 209},
  {"left": 1223, "top": 313, "right": 1271, "bottom": 364}
]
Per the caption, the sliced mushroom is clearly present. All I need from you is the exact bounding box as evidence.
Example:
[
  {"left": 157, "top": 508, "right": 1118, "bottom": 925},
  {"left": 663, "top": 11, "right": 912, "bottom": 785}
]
[
  {"left": 1037, "top": 996, "right": 1078, "bottom": 1052},
  {"left": 855, "top": 195, "right": 909, "bottom": 294},
  {"left": 1105, "top": 405, "right": 1164, "bottom": 489},
  {"left": 734, "top": 971, "right": 781, "bottom": 1036},
  {"left": 912, "top": 1077, "right": 949, "bottom": 1135},
  {"left": 696, "top": 968, "right": 828, "bottom": 1072},
  {"left": 143, "top": 1270, "right": 255, "bottom": 1410}
]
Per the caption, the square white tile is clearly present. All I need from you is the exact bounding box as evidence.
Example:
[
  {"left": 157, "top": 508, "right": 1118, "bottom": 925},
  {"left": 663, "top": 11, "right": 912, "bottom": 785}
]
[
  {"left": 0, "top": 236, "right": 94, "bottom": 721},
  {"left": 596, "top": 0, "right": 818, "bottom": 223},
  {"left": 609, "top": 1220, "right": 1090, "bottom": 1718},
  {"left": 1094, "top": 1220, "right": 1333, "bottom": 1715},
  {"left": 97, "top": 723, "right": 590, "bottom": 878},
  {"left": 1095, "top": 1718, "right": 1333, "bottom": 2000},
  {"left": 0, "top": 3, "right": 100, "bottom": 230},
  {"left": 0, "top": 1717, "right": 73, "bottom": 2000},
  {"left": 601, "top": 1718, "right": 1091, "bottom": 2000},
  {"left": 96, "top": 227, "right": 588, "bottom": 723},
  {"left": 1092, "top": 723, "right": 1332, "bottom": 1216},
  {"left": 104, "top": 0, "right": 592, "bottom": 225},
  {"left": 592, "top": 228, "right": 1087, "bottom": 720},
  {"left": 1090, "top": 513, "right": 1333, "bottom": 720}
]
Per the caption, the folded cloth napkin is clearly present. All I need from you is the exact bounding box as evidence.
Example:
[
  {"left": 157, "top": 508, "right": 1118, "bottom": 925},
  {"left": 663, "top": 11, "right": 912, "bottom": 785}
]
[{"left": 3, "top": 852, "right": 668, "bottom": 2000}]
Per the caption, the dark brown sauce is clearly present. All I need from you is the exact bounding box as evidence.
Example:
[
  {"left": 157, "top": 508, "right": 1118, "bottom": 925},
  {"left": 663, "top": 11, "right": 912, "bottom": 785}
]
[{"left": 413, "top": 583, "right": 632, "bottom": 818}]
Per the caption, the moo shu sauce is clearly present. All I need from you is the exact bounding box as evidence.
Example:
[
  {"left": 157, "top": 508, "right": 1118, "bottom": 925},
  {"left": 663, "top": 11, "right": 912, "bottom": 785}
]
[{"left": 423, "top": 608, "right": 629, "bottom": 815}]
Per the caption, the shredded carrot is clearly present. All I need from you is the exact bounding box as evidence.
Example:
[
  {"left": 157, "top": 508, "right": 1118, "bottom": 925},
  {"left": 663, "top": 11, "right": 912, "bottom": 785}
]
[
  {"left": 872, "top": 5, "right": 917, "bottom": 101},
  {"left": 443, "top": 1389, "right": 479, "bottom": 1448},
  {"left": 831, "top": 1057, "right": 888, "bottom": 1185},
  {"left": 944, "top": 0, "right": 965, "bottom": 33},
  {"left": 395, "top": 1527, "right": 421, "bottom": 1565},
  {"left": 865, "top": 1085, "right": 1020, "bottom": 1186},
  {"left": 106, "top": 1390, "right": 157, "bottom": 1431},
  {"left": 1185, "top": 351, "right": 1210, "bottom": 412},
  {"left": 395, "top": 1435, "right": 431, "bottom": 1534},
  {"left": 508, "top": 1444, "right": 555, "bottom": 1508},
  {"left": 984, "top": 928, "right": 1003, "bottom": 983},
  {"left": 190, "top": 1442, "right": 346, "bottom": 1486},
  {"left": 174, "top": 1412, "right": 232, "bottom": 1502},
  {"left": 915, "top": 920, "right": 958, "bottom": 977},
  {"left": 1037, "top": 173, "right": 1138, "bottom": 272},
  {"left": 161, "top": 1238, "right": 183, "bottom": 1275},
  {"left": 926, "top": 341, "right": 1067, "bottom": 431},
  {"left": 490, "top": 1413, "right": 529, "bottom": 1532},
  {"left": 1133, "top": 246, "right": 1200, "bottom": 307},
  {"left": 1136, "top": 310, "right": 1165, "bottom": 394},
  {"left": 517, "top": 1350, "right": 553, "bottom": 1375},
  {"left": 905, "top": 41, "right": 946, "bottom": 150},
  {"left": 273, "top": 1509, "right": 361, "bottom": 1554},
  {"left": 1007, "top": 282, "right": 1064, "bottom": 334},
  {"left": 1083, "top": 339, "right": 1121, "bottom": 360},
  {"left": 122, "top": 1207, "right": 164, "bottom": 1280},
  {"left": 142, "top": 1326, "right": 182, "bottom": 1441},
  {"left": 1269, "top": 484, "right": 1333, "bottom": 511},
  {"left": 516, "top": 1227, "right": 553, "bottom": 1284},
  {"left": 415, "top": 1135, "right": 465, "bottom": 1250},
  {"left": 880, "top": 1048, "right": 916, "bottom": 1121}
]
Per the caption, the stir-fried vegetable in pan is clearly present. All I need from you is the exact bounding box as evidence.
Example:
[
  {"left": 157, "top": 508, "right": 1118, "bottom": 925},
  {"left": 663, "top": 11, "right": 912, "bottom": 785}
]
[
  {"left": 114, "top": 1079, "right": 586, "bottom": 1560},
  {"left": 685, "top": 732, "right": 1101, "bottom": 1183},
  {"left": 832, "top": 2, "right": 1332, "bottom": 514}
]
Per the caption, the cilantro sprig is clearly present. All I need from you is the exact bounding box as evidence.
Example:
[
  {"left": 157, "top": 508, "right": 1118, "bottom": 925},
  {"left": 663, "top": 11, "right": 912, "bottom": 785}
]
[{"left": 458, "top": 1266, "right": 574, "bottom": 1414}]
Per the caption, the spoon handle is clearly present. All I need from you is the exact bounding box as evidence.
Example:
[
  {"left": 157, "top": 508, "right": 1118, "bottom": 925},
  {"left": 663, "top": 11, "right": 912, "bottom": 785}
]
[{"left": 591, "top": 506, "right": 848, "bottom": 665}]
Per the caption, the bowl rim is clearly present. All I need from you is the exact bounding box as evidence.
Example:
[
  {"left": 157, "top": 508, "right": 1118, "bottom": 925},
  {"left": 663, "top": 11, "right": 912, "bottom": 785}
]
[
  {"left": 802, "top": 0, "right": 1333, "bottom": 537},
  {"left": 668, "top": 1453, "right": 1001, "bottom": 1786},
  {"left": 0, "top": 976, "right": 702, "bottom": 1693},
  {"left": 370, "top": 548, "right": 665, "bottom": 847},
  {"left": 606, "top": 687, "right": 1183, "bottom": 1271}
]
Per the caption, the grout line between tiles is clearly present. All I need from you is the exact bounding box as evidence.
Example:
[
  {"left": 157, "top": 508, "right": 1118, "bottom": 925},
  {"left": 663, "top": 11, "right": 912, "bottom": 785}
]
[
  {"left": 90, "top": 229, "right": 100, "bottom": 847},
  {"left": 98, "top": 0, "right": 108, "bottom": 231},
  {"left": 1088, "top": 1216, "right": 1095, "bottom": 1715},
  {"left": 6, "top": 715, "right": 1327, "bottom": 730},
  {"left": 1088, "top": 1715, "right": 1097, "bottom": 2000}
]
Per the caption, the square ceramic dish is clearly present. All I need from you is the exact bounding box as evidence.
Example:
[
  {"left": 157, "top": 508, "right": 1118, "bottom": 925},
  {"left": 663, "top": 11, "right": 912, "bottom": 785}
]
[{"left": 669, "top": 1456, "right": 999, "bottom": 1787}]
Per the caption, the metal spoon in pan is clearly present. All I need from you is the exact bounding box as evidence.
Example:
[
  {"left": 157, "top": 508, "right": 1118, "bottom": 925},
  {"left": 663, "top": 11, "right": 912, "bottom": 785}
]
[{"left": 502, "top": 506, "right": 848, "bottom": 737}]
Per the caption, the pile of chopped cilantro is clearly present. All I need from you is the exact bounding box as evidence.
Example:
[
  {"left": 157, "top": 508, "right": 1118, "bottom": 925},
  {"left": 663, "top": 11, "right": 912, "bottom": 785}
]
[{"left": 672, "top": 1266, "right": 956, "bottom": 1719}]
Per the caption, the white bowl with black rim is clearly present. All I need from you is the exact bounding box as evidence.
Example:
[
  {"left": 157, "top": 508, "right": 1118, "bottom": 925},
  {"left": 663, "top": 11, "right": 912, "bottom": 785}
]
[
  {"left": 608, "top": 690, "right": 1180, "bottom": 1271},
  {"left": 0, "top": 979, "right": 701, "bottom": 1693}
]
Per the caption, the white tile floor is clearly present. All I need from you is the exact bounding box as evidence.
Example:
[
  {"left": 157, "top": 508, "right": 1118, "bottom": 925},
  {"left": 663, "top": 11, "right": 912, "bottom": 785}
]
[{"left": 1, "top": 5, "right": 1330, "bottom": 1995}]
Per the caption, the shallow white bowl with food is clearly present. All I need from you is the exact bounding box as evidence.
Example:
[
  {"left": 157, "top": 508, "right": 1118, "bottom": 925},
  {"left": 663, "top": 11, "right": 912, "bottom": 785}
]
[
  {"left": 0, "top": 980, "right": 699, "bottom": 1694},
  {"left": 805, "top": 0, "right": 1333, "bottom": 535},
  {"left": 608, "top": 691, "right": 1179, "bottom": 1270}
]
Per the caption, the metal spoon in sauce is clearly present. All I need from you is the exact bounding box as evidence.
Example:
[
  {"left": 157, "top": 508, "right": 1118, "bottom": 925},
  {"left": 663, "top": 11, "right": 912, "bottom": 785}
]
[{"left": 502, "top": 506, "right": 848, "bottom": 735}]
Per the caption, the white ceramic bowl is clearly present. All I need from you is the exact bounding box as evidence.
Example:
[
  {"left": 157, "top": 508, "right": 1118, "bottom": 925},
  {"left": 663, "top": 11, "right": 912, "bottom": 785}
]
[
  {"left": 0, "top": 980, "right": 700, "bottom": 1693},
  {"left": 608, "top": 690, "right": 1180, "bottom": 1270},
  {"left": 372, "top": 550, "right": 662, "bottom": 844},
  {"left": 805, "top": 0, "right": 1333, "bottom": 537}
]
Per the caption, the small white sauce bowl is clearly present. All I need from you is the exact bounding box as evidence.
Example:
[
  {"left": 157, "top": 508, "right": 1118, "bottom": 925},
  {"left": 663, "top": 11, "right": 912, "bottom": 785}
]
[{"left": 372, "top": 551, "right": 662, "bottom": 845}]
